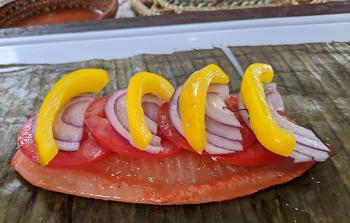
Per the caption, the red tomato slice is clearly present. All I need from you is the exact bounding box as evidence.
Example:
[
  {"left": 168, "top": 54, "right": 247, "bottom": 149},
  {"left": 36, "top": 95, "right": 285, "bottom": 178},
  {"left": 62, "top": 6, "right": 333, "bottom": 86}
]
[
  {"left": 157, "top": 103, "right": 193, "bottom": 152},
  {"left": 84, "top": 97, "right": 182, "bottom": 159},
  {"left": 158, "top": 95, "right": 292, "bottom": 166},
  {"left": 18, "top": 116, "right": 112, "bottom": 168},
  {"left": 209, "top": 142, "right": 291, "bottom": 166}
]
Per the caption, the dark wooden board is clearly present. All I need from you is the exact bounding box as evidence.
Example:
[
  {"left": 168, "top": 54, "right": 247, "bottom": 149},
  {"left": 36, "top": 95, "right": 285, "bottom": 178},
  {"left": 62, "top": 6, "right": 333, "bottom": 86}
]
[
  {"left": 0, "top": 43, "right": 349, "bottom": 223},
  {"left": 1, "top": 1, "right": 350, "bottom": 38}
]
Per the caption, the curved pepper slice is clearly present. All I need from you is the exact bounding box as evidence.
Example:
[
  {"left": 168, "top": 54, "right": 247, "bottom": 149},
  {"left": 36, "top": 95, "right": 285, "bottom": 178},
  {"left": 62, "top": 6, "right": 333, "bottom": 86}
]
[
  {"left": 179, "top": 64, "right": 229, "bottom": 154},
  {"left": 240, "top": 63, "right": 295, "bottom": 156},
  {"left": 35, "top": 69, "right": 110, "bottom": 166},
  {"left": 126, "top": 72, "right": 174, "bottom": 150}
]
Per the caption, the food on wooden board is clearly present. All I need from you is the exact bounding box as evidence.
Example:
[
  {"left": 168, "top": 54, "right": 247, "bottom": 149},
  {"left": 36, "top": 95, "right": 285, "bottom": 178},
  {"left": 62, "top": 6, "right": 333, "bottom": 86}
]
[{"left": 12, "top": 63, "right": 333, "bottom": 204}]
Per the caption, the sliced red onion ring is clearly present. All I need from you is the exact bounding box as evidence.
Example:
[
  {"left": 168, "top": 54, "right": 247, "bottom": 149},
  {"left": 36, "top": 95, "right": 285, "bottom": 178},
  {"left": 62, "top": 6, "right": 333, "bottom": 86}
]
[
  {"left": 51, "top": 94, "right": 94, "bottom": 151},
  {"left": 31, "top": 114, "right": 80, "bottom": 152},
  {"left": 290, "top": 151, "right": 313, "bottom": 163},
  {"left": 68, "top": 93, "right": 95, "bottom": 104},
  {"left": 294, "top": 144, "right": 329, "bottom": 161},
  {"left": 171, "top": 87, "right": 242, "bottom": 141},
  {"left": 273, "top": 111, "right": 320, "bottom": 142},
  {"left": 264, "top": 84, "right": 322, "bottom": 142},
  {"left": 62, "top": 98, "right": 94, "bottom": 127},
  {"left": 34, "top": 114, "right": 81, "bottom": 152},
  {"left": 142, "top": 94, "right": 163, "bottom": 106},
  {"left": 206, "top": 116, "right": 242, "bottom": 141},
  {"left": 206, "top": 93, "right": 241, "bottom": 127},
  {"left": 238, "top": 95, "right": 250, "bottom": 127},
  {"left": 143, "top": 111, "right": 158, "bottom": 134},
  {"left": 295, "top": 134, "right": 329, "bottom": 152},
  {"left": 239, "top": 84, "right": 284, "bottom": 127},
  {"left": 207, "top": 131, "right": 243, "bottom": 151},
  {"left": 238, "top": 83, "right": 330, "bottom": 163},
  {"left": 55, "top": 139, "right": 80, "bottom": 152},
  {"left": 208, "top": 84, "right": 230, "bottom": 100},
  {"left": 105, "top": 89, "right": 162, "bottom": 153},
  {"left": 143, "top": 102, "right": 159, "bottom": 122},
  {"left": 268, "top": 105, "right": 329, "bottom": 154},
  {"left": 142, "top": 94, "right": 162, "bottom": 122},
  {"left": 169, "top": 85, "right": 243, "bottom": 154},
  {"left": 113, "top": 92, "right": 160, "bottom": 142},
  {"left": 169, "top": 86, "right": 184, "bottom": 135},
  {"left": 53, "top": 109, "right": 83, "bottom": 142},
  {"left": 264, "top": 83, "right": 285, "bottom": 111},
  {"left": 239, "top": 84, "right": 283, "bottom": 127},
  {"left": 239, "top": 90, "right": 323, "bottom": 143}
]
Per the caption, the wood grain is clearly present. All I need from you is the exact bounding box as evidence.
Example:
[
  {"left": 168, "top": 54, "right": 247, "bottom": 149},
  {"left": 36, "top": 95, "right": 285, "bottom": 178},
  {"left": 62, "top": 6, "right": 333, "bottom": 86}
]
[{"left": 0, "top": 43, "right": 349, "bottom": 222}]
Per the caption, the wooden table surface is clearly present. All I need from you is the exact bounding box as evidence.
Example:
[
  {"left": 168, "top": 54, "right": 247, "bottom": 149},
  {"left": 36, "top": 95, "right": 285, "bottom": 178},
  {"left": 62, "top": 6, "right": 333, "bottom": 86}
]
[{"left": 0, "top": 42, "right": 349, "bottom": 223}]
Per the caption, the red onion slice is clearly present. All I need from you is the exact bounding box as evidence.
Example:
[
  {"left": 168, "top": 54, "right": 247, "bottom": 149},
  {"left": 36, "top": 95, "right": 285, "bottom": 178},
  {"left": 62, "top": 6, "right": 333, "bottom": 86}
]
[
  {"left": 290, "top": 151, "right": 313, "bottom": 163},
  {"left": 62, "top": 98, "right": 94, "bottom": 127},
  {"left": 205, "top": 116, "right": 242, "bottom": 141},
  {"left": 239, "top": 84, "right": 284, "bottom": 127},
  {"left": 144, "top": 117, "right": 158, "bottom": 135},
  {"left": 105, "top": 89, "right": 162, "bottom": 153},
  {"left": 273, "top": 112, "right": 320, "bottom": 141},
  {"left": 268, "top": 104, "right": 330, "bottom": 154},
  {"left": 68, "top": 93, "right": 95, "bottom": 104},
  {"left": 55, "top": 139, "right": 80, "bottom": 152},
  {"left": 206, "top": 93, "right": 241, "bottom": 127},
  {"left": 34, "top": 114, "right": 81, "bottom": 151},
  {"left": 208, "top": 84, "right": 230, "bottom": 100},
  {"left": 239, "top": 83, "right": 330, "bottom": 163},
  {"left": 264, "top": 85, "right": 324, "bottom": 142},
  {"left": 143, "top": 102, "right": 159, "bottom": 122},
  {"left": 113, "top": 92, "right": 160, "bottom": 143},
  {"left": 295, "top": 134, "right": 329, "bottom": 152},
  {"left": 53, "top": 109, "right": 83, "bottom": 142},
  {"left": 294, "top": 144, "right": 329, "bottom": 161},
  {"left": 238, "top": 95, "right": 250, "bottom": 127},
  {"left": 51, "top": 94, "right": 94, "bottom": 151},
  {"left": 142, "top": 94, "right": 163, "bottom": 106},
  {"left": 169, "top": 86, "right": 184, "bottom": 135},
  {"left": 142, "top": 94, "right": 162, "bottom": 122},
  {"left": 240, "top": 89, "right": 322, "bottom": 142},
  {"left": 205, "top": 143, "right": 236, "bottom": 154},
  {"left": 116, "top": 94, "right": 158, "bottom": 135},
  {"left": 169, "top": 85, "right": 243, "bottom": 154},
  {"left": 207, "top": 131, "right": 243, "bottom": 151},
  {"left": 264, "top": 83, "right": 285, "bottom": 111}
]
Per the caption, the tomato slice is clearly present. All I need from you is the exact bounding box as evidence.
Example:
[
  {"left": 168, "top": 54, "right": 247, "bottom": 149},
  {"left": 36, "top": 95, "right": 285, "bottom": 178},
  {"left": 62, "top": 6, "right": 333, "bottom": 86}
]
[
  {"left": 18, "top": 116, "right": 112, "bottom": 168},
  {"left": 157, "top": 103, "right": 193, "bottom": 152},
  {"left": 158, "top": 95, "right": 291, "bottom": 166},
  {"left": 209, "top": 142, "right": 291, "bottom": 166},
  {"left": 84, "top": 97, "right": 182, "bottom": 159}
]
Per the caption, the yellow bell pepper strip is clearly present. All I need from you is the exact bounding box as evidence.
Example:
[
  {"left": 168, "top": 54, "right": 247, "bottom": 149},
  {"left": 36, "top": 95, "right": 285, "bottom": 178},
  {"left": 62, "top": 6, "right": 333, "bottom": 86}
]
[
  {"left": 35, "top": 69, "right": 110, "bottom": 166},
  {"left": 240, "top": 63, "right": 295, "bottom": 156},
  {"left": 179, "top": 64, "right": 229, "bottom": 154},
  {"left": 126, "top": 72, "right": 174, "bottom": 150}
]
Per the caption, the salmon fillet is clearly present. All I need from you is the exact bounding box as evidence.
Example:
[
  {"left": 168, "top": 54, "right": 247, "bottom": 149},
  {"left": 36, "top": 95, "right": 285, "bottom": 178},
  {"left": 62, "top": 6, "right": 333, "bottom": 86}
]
[{"left": 12, "top": 150, "right": 313, "bottom": 205}]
